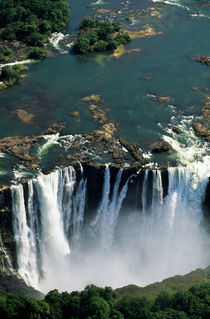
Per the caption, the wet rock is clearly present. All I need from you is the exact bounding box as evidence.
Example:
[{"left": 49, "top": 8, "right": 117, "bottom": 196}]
[
  {"left": 88, "top": 104, "right": 107, "bottom": 124},
  {"left": 191, "top": 56, "right": 210, "bottom": 67},
  {"left": 172, "top": 126, "right": 181, "bottom": 134},
  {"left": 42, "top": 122, "right": 65, "bottom": 135},
  {"left": 123, "top": 26, "right": 163, "bottom": 40},
  {"left": 157, "top": 96, "right": 171, "bottom": 103},
  {"left": 0, "top": 136, "right": 41, "bottom": 169},
  {"left": 0, "top": 272, "right": 43, "bottom": 299},
  {"left": 192, "top": 122, "right": 210, "bottom": 142},
  {"left": 150, "top": 140, "right": 172, "bottom": 153},
  {"left": 88, "top": 122, "right": 117, "bottom": 141},
  {"left": 202, "top": 97, "right": 210, "bottom": 120},
  {"left": 86, "top": 3, "right": 93, "bottom": 9},
  {"left": 96, "top": 9, "right": 111, "bottom": 14},
  {"left": 119, "top": 137, "right": 149, "bottom": 164},
  {"left": 110, "top": 45, "right": 141, "bottom": 59},
  {"left": 81, "top": 94, "right": 101, "bottom": 104},
  {"left": 70, "top": 111, "right": 80, "bottom": 118},
  {"left": 150, "top": 10, "right": 163, "bottom": 18},
  {"left": 144, "top": 75, "right": 153, "bottom": 80}
]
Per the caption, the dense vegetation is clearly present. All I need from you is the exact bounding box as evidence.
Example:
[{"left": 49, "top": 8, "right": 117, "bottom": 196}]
[
  {"left": 73, "top": 16, "right": 131, "bottom": 54},
  {"left": 0, "top": 283, "right": 209, "bottom": 318},
  {"left": 0, "top": 65, "right": 27, "bottom": 87},
  {"left": 0, "top": 0, "right": 70, "bottom": 46},
  {"left": 0, "top": 45, "right": 14, "bottom": 62}
]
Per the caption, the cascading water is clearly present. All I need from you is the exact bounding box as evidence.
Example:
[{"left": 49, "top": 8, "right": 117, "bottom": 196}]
[
  {"left": 8, "top": 151, "right": 210, "bottom": 291},
  {"left": 91, "top": 167, "right": 129, "bottom": 251},
  {"left": 0, "top": 232, "right": 13, "bottom": 272},
  {"left": 10, "top": 166, "right": 87, "bottom": 291}
]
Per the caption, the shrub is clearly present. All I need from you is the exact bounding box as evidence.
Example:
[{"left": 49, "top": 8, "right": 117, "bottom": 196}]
[
  {"left": 29, "top": 47, "right": 47, "bottom": 60},
  {"left": 115, "top": 33, "right": 131, "bottom": 45},
  {"left": 0, "top": 45, "right": 14, "bottom": 62},
  {"left": 73, "top": 36, "right": 90, "bottom": 54},
  {"left": 1, "top": 66, "right": 21, "bottom": 85},
  {"left": 94, "top": 40, "right": 107, "bottom": 52}
]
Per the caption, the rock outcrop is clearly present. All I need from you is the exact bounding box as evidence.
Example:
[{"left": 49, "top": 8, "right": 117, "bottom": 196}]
[
  {"left": 150, "top": 140, "right": 172, "bottom": 153},
  {"left": 192, "top": 56, "right": 210, "bottom": 67},
  {"left": 0, "top": 272, "right": 43, "bottom": 299},
  {"left": 0, "top": 136, "right": 41, "bottom": 169}
]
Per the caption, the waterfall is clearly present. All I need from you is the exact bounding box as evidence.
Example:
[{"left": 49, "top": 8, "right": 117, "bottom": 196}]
[
  {"left": 91, "top": 167, "right": 129, "bottom": 250},
  {"left": 0, "top": 232, "right": 13, "bottom": 272},
  {"left": 9, "top": 162, "right": 210, "bottom": 291},
  {"left": 142, "top": 170, "right": 148, "bottom": 213},
  {"left": 11, "top": 184, "right": 39, "bottom": 288},
  {"left": 133, "top": 165, "right": 210, "bottom": 284},
  {"left": 10, "top": 166, "right": 87, "bottom": 291},
  {"left": 151, "top": 170, "right": 163, "bottom": 209}
]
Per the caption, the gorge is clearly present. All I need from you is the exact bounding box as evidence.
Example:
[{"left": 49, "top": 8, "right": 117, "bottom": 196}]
[{"left": 0, "top": 0, "right": 210, "bottom": 299}]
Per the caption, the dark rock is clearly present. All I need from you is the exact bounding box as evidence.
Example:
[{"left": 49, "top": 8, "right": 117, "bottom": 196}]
[
  {"left": 119, "top": 137, "right": 149, "bottom": 165},
  {"left": 191, "top": 56, "right": 210, "bottom": 67},
  {"left": 150, "top": 140, "right": 172, "bottom": 153},
  {"left": 0, "top": 272, "right": 43, "bottom": 299},
  {"left": 172, "top": 126, "right": 181, "bottom": 134}
]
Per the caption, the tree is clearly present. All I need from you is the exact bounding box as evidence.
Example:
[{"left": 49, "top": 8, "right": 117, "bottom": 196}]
[
  {"left": 0, "top": 45, "right": 14, "bottom": 62},
  {"left": 94, "top": 40, "right": 107, "bottom": 52},
  {"left": 73, "top": 36, "right": 90, "bottom": 54},
  {"left": 1, "top": 66, "right": 21, "bottom": 86},
  {"left": 29, "top": 47, "right": 47, "bottom": 60}
]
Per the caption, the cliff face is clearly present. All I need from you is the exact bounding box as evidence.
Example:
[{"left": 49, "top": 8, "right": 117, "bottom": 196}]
[{"left": 0, "top": 272, "right": 44, "bottom": 299}]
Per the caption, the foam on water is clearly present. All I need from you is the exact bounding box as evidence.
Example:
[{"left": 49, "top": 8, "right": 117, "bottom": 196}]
[
  {"left": 49, "top": 32, "right": 70, "bottom": 54},
  {"left": 92, "top": 0, "right": 107, "bottom": 6},
  {"left": 0, "top": 60, "right": 34, "bottom": 69},
  {"left": 152, "top": 0, "right": 190, "bottom": 11}
]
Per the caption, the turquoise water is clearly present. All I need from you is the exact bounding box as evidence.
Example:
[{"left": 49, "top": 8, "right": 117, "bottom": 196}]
[{"left": 0, "top": 0, "right": 210, "bottom": 182}]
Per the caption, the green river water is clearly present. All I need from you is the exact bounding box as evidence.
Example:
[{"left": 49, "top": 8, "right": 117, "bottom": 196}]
[{"left": 0, "top": 0, "right": 209, "bottom": 183}]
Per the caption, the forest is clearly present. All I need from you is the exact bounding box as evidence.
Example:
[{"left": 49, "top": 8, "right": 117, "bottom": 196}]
[
  {"left": 0, "top": 0, "right": 70, "bottom": 46},
  {"left": 73, "top": 16, "right": 131, "bottom": 54},
  {"left": 0, "top": 283, "right": 209, "bottom": 319}
]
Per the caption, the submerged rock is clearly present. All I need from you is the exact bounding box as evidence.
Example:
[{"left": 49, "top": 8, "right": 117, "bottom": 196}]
[
  {"left": 110, "top": 45, "right": 141, "bottom": 59},
  {"left": 88, "top": 105, "right": 107, "bottom": 124},
  {"left": 150, "top": 140, "right": 172, "bottom": 153},
  {"left": 14, "top": 109, "right": 34, "bottom": 124},
  {"left": 81, "top": 94, "right": 101, "bottom": 103},
  {"left": 70, "top": 111, "right": 80, "bottom": 118},
  {"left": 123, "top": 26, "right": 163, "bottom": 40}
]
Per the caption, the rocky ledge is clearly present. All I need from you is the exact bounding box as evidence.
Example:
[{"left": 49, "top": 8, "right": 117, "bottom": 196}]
[
  {"left": 192, "top": 93, "right": 210, "bottom": 142},
  {"left": 0, "top": 135, "right": 42, "bottom": 170},
  {"left": 0, "top": 271, "right": 43, "bottom": 299},
  {"left": 0, "top": 116, "right": 175, "bottom": 190}
]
